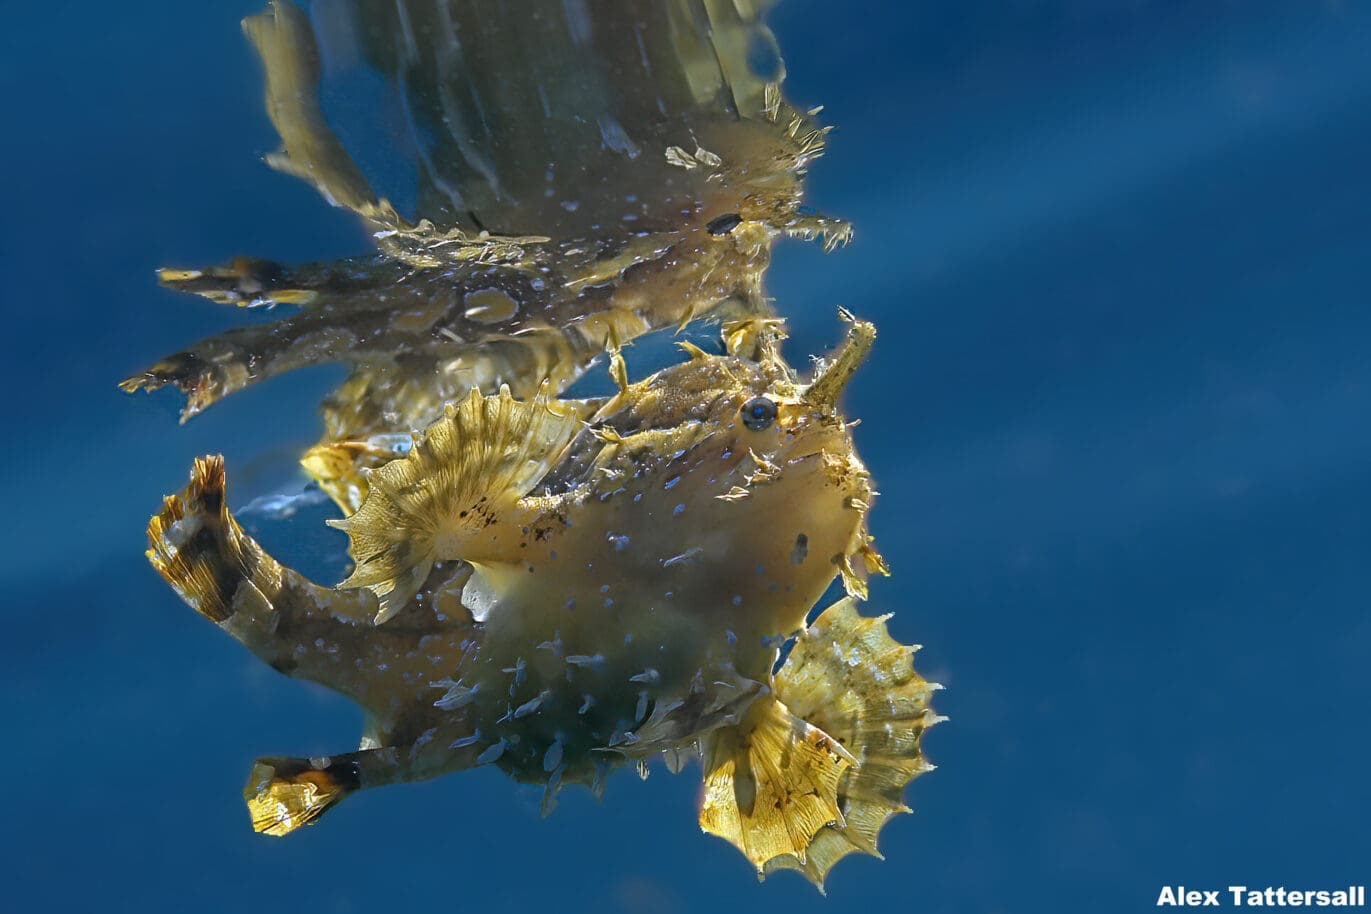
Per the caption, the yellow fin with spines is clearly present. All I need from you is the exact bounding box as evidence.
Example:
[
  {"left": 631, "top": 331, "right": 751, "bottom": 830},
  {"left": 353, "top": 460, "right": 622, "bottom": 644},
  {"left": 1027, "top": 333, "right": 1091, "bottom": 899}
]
[
  {"left": 330, "top": 385, "right": 582, "bottom": 622},
  {"left": 698, "top": 694, "right": 854, "bottom": 874},
  {"left": 244, "top": 756, "right": 359, "bottom": 837},
  {"left": 762, "top": 598, "right": 943, "bottom": 891}
]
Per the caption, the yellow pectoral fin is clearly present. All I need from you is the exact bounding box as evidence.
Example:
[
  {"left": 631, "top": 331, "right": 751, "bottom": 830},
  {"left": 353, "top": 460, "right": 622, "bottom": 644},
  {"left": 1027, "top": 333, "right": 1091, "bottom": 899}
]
[
  {"left": 330, "top": 385, "right": 581, "bottom": 622},
  {"left": 698, "top": 695, "right": 853, "bottom": 874},
  {"left": 763, "top": 598, "right": 943, "bottom": 890}
]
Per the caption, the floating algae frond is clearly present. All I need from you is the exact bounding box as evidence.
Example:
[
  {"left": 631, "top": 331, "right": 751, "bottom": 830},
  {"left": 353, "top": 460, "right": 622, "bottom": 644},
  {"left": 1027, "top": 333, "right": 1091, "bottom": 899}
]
[{"left": 127, "top": 1, "right": 938, "bottom": 890}]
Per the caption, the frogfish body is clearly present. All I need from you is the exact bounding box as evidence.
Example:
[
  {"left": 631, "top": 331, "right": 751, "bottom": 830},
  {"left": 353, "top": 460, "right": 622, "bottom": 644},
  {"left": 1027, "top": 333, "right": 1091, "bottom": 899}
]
[{"left": 146, "top": 318, "right": 939, "bottom": 887}]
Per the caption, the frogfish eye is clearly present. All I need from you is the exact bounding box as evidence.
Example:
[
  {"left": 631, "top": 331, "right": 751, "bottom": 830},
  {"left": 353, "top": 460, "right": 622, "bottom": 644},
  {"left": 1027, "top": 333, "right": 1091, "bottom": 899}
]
[{"left": 740, "top": 396, "right": 777, "bottom": 431}]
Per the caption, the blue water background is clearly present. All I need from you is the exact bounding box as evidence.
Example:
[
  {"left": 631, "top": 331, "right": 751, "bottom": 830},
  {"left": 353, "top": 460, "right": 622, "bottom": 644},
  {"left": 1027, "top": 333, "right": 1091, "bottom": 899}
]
[{"left": 2, "top": 2, "right": 1369, "bottom": 911}]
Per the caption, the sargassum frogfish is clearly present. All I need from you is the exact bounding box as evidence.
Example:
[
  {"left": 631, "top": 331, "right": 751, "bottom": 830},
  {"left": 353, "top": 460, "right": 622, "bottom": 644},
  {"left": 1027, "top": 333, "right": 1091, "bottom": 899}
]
[{"left": 146, "top": 315, "right": 941, "bottom": 888}]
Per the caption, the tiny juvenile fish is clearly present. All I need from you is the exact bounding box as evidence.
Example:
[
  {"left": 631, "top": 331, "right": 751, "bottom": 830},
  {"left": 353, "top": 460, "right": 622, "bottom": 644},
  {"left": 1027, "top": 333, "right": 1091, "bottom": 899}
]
[{"left": 146, "top": 316, "right": 939, "bottom": 888}]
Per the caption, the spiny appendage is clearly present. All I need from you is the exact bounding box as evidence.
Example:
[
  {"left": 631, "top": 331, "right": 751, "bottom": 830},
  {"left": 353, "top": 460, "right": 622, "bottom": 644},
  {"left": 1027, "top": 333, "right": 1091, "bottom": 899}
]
[
  {"left": 762, "top": 598, "right": 943, "bottom": 891},
  {"left": 768, "top": 99, "right": 851, "bottom": 251},
  {"left": 697, "top": 694, "right": 856, "bottom": 876},
  {"left": 837, "top": 534, "right": 890, "bottom": 602},
  {"left": 372, "top": 220, "right": 550, "bottom": 270},
  {"left": 306, "top": 361, "right": 604, "bottom": 519},
  {"left": 330, "top": 385, "right": 582, "bottom": 622},
  {"left": 244, "top": 755, "right": 361, "bottom": 837},
  {"left": 829, "top": 462, "right": 886, "bottom": 602},
  {"left": 145, "top": 455, "right": 280, "bottom": 624},
  {"left": 723, "top": 316, "right": 789, "bottom": 363},
  {"left": 119, "top": 259, "right": 336, "bottom": 415},
  {"left": 803, "top": 310, "right": 875, "bottom": 414}
]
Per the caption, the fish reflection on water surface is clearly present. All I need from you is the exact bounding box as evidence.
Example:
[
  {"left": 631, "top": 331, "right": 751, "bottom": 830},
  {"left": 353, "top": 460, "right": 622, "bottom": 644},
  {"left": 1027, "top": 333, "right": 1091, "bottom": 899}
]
[
  {"left": 122, "top": 0, "right": 851, "bottom": 510},
  {"left": 126, "top": 0, "right": 939, "bottom": 890}
]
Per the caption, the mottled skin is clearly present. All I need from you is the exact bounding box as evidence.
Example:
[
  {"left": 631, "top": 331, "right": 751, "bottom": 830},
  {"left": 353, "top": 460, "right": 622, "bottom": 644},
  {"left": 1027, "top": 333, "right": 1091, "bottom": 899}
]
[{"left": 420, "top": 332, "right": 878, "bottom": 789}]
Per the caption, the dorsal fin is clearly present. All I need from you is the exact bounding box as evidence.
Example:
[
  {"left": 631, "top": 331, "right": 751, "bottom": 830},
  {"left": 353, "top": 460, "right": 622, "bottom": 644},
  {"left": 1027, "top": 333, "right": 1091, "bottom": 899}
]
[
  {"left": 330, "top": 386, "right": 581, "bottom": 622},
  {"left": 762, "top": 598, "right": 942, "bottom": 890}
]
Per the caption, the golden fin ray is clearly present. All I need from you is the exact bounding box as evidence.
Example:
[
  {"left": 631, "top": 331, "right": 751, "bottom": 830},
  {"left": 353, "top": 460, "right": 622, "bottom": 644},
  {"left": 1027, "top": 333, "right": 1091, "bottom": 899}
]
[
  {"left": 697, "top": 695, "right": 852, "bottom": 874},
  {"left": 761, "top": 598, "right": 940, "bottom": 889},
  {"left": 330, "top": 385, "right": 581, "bottom": 622}
]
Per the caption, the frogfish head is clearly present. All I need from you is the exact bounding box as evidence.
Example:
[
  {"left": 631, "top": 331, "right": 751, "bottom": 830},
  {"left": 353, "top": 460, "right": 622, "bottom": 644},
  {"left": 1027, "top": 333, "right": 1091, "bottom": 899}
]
[{"left": 561, "top": 313, "right": 883, "bottom": 649}]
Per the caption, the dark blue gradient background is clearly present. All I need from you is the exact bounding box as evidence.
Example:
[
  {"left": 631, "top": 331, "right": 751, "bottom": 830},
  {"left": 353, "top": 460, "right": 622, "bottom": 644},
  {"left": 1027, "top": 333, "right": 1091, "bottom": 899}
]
[{"left": 3, "top": 2, "right": 1369, "bottom": 911}]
